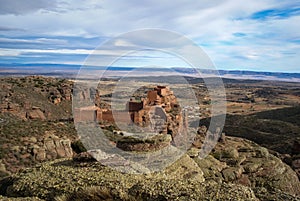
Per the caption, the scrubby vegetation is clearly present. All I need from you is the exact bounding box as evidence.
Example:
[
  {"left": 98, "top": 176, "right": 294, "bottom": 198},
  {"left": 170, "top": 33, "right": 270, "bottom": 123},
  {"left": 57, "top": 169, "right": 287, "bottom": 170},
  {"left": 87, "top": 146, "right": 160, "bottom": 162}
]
[{"left": 224, "top": 106, "right": 300, "bottom": 154}]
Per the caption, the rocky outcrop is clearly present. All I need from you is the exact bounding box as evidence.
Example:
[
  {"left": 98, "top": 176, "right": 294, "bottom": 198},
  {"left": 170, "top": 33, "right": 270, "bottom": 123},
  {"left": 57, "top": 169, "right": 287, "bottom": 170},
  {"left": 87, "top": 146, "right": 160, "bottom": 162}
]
[
  {"left": 4, "top": 133, "right": 73, "bottom": 174},
  {"left": 0, "top": 160, "right": 9, "bottom": 178},
  {"left": 33, "top": 133, "right": 73, "bottom": 161},
  {"left": 191, "top": 136, "right": 300, "bottom": 198},
  {"left": 47, "top": 84, "right": 72, "bottom": 105},
  {"left": 0, "top": 155, "right": 258, "bottom": 201},
  {"left": 163, "top": 154, "right": 205, "bottom": 182},
  {"left": 1, "top": 135, "right": 300, "bottom": 200},
  {"left": 116, "top": 134, "right": 172, "bottom": 152},
  {"left": 25, "top": 107, "right": 46, "bottom": 120},
  {"left": 0, "top": 76, "right": 73, "bottom": 121},
  {"left": 58, "top": 85, "right": 72, "bottom": 101}
]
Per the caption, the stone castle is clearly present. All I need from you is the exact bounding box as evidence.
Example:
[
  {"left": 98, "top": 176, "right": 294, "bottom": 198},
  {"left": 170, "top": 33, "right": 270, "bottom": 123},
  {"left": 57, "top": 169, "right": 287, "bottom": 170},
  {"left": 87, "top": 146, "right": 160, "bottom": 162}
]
[{"left": 74, "top": 86, "right": 183, "bottom": 138}]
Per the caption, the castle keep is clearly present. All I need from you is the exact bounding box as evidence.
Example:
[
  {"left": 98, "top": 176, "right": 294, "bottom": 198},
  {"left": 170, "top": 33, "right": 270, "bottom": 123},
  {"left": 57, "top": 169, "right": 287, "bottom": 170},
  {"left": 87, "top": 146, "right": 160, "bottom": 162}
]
[{"left": 74, "top": 85, "right": 182, "bottom": 138}]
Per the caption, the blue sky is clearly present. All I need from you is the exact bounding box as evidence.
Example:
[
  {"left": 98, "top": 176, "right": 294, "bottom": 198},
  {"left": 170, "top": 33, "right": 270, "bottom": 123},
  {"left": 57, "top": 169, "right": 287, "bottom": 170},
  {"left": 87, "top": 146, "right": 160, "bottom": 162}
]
[{"left": 0, "top": 0, "right": 300, "bottom": 73}]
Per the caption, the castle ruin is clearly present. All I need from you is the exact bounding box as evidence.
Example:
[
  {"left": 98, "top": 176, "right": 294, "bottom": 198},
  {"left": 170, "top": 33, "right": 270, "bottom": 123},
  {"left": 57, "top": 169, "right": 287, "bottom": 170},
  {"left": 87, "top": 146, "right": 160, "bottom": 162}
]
[{"left": 74, "top": 85, "right": 183, "bottom": 139}]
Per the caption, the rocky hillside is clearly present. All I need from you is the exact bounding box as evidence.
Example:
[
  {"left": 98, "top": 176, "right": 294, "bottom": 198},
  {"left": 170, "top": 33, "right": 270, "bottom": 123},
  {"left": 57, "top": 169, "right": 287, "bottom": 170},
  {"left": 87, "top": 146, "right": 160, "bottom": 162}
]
[
  {"left": 222, "top": 106, "right": 300, "bottom": 179},
  {"left": 0, "top": 136, "right": 300, "bottom": 200},
  {"left": 0, "top": 76, "right": 73, "bottom": 121},
  {"left": 0, "top": 77, "right": 78, "bottom": 176},
  {"left": 1, "top": 76, "right": 300, "bottom": 200}
]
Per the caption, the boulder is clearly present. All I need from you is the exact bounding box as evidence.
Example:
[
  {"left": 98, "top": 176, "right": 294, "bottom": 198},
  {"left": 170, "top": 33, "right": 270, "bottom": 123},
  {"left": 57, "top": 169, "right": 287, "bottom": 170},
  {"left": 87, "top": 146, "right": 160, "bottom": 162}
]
[
  {"left": 27, "top": 134, "right": 74, "bottom": 162},
  {"left": 222, "top": 166, "right": 243, "bottom": 182},
  {"left": 35, "top": 148, "right": 46, "bottom": 161},
  {"left": 42, "top": 134, "right": 73, "bottom": 159},
  {"left": 197, "top": 136, "right": 300, "bottom": 197},
  {"left": 163, "top": 154, "right": 205, "bottom": 182},
  {"left": 26, "top": 109, "right": 46, "bottom": 120}
]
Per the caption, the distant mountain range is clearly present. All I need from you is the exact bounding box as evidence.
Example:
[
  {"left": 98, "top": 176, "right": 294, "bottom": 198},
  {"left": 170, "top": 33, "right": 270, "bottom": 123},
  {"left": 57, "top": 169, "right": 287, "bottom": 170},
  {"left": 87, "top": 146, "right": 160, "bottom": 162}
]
[{"left": 1, "top": 63, "right": 300, "bottom": 82}]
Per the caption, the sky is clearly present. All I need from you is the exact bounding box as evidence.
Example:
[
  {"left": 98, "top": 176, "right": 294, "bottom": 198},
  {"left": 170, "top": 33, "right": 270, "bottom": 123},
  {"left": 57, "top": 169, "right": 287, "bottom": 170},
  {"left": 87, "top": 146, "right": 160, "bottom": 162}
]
[{"left": 0, "top": 0, "right": 300, "bottom": 73}]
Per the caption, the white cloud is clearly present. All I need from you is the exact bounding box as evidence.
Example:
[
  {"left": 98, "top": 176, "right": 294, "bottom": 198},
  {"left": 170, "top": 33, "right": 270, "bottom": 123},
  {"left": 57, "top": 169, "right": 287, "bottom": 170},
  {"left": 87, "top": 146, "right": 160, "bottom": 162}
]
[
  {"left": 0, "top": 0, "right": 300, "bottom": 72},
  {"left": 0, "top": 37, "right": 67, "bottom": 44},
  {"left": 0, "top": 49, "right": 20, "bottom": 56},
  {"left": 0, "top": 0, "right": 57, "bottom": 15},
  {"left": 0, "top": 48, "right": 90, "bottom": 56}
]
